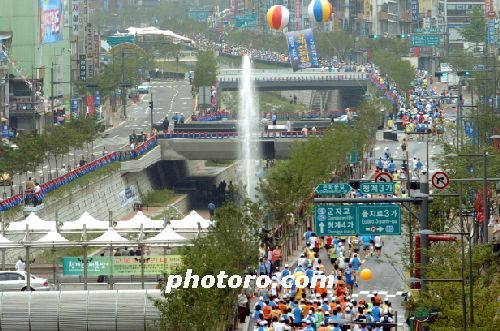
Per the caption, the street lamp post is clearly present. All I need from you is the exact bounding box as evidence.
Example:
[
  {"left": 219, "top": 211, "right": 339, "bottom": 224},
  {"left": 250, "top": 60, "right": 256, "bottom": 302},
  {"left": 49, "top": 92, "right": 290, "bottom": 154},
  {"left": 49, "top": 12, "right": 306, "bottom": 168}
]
[{"left": 419, "top": 229, "right": 468, "bottom": 330}]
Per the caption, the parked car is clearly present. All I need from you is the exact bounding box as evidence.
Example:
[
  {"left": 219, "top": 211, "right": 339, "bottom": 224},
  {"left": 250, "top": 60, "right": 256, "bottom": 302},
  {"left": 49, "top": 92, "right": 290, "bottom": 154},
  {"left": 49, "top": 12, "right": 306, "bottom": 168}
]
[{"left": 0, "top": 271, "right": 52, "bottom": 291}]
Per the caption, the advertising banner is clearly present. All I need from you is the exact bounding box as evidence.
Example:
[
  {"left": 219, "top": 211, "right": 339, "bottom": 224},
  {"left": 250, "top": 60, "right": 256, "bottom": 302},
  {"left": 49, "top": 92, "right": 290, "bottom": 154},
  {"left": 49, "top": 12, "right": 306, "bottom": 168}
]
[
  {"left": 410, "top": 0, "right": 419, "bottom": 27},
  {"left": 70, "top": 99, "right": 79, "bottom": 118},
  {"left": 72, "top": 0, "right": 80, "bottom": 37},
  {"left": 62, "top": 255, "right": 183, "bottom": 276},
  {"left": 285, "top": 28, "right": 320, "bottom": 72},
  {"left": 39, "top": 0, "right": 64, "bottom": 44},
  {"left": 86, "top": 95, "right": 94, "bottom": 116}
]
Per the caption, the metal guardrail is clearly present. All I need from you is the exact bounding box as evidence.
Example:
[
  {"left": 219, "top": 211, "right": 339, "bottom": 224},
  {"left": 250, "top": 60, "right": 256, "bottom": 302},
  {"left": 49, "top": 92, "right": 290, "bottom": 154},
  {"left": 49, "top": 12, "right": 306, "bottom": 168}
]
[
  {"left": 0, "top": 289, "right": 162, "bottom": 331},
  {"left": 157, "top": 131, "right": 323, "bottom": 139}
]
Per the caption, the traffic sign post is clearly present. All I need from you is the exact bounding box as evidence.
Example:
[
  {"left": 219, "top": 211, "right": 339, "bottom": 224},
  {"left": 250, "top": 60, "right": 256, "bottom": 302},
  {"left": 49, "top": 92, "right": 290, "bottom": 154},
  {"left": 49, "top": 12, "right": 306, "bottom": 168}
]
[
  {"left": 358, "top": 205, "right": 401, "bottom": 235},
  {"left": 375, "top": 172, "right": 393, "bottom": 183},
  {"left": 315, "top": 183, "right": 351, "bottom": 195},
  {"left": 431, "top": 171, "right": 450, "bottom": 190},
  {"left": 314, "top": 206, "right": 357, "bottom": 236},
  {"left": 360, "top": 182, "right": 395, "bottom": 195}
]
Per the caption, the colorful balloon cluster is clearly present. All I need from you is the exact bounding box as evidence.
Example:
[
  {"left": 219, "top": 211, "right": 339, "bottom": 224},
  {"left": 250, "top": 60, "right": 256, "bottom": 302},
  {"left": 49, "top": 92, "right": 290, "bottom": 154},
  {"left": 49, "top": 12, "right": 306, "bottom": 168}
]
[
  {"left": 266, "top": 1, "right": 333, "bottom": 30},
  {"left": 266, "top": 5, "right": 290, "bottom": 30},
  {"left": 308, "top": 0, "right": 333, "bottom": 23},
  {"left": 0, "top": 137, "right": 158, "bottom": 211}
]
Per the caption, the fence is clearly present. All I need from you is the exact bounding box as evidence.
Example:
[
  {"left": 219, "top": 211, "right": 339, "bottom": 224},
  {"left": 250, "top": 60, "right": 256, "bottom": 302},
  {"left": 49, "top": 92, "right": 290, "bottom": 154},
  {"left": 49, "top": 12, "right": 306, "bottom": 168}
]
[{"left": 0, "top": 137, "right": 158, "bottom": 212}]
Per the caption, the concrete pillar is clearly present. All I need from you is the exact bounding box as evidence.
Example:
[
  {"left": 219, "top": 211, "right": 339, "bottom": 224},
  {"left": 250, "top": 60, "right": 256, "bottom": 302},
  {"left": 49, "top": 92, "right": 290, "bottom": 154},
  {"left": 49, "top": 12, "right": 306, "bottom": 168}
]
[{"left": 327, "top": 90, "right": 342, "bottom": 112}]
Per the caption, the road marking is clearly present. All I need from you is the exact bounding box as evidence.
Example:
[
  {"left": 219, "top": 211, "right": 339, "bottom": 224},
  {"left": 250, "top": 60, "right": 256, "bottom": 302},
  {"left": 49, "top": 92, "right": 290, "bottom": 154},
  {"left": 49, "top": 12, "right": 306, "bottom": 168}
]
[
  {"left": 43, "top": 165, "right": 48, "bottom": 169},
  {"left": 359, "top": 291, "right": 370, "bottom": 294}
]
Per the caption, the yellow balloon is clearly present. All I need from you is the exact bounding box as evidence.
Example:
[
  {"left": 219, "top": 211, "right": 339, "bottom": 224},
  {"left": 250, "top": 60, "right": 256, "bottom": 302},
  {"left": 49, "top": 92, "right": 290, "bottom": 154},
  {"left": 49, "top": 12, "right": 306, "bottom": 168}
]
[{"left": 360, "top": 268, "right": 373, "bottom": 281}]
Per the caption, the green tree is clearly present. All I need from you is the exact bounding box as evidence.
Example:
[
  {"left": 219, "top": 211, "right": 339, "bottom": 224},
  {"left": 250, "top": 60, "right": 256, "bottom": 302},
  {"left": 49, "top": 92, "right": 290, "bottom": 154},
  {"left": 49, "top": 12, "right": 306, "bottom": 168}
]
[
  {"left": 405, "top": 244, "right": 500, "bottom": 330},
  {"left": 315, "top": 31, "right": 356, "bottom": 60},
  {"left": 260, "top": 102, "right": 379, "bottom": 226},
  {"left": 154, "top": 203, "right": 259, "bottom": 330},
  {"left": 371, "top": 49, "right": 414, "bottom": 91},
  {"left": 193, "top": 50, "right": 217, "bottom": 88},
  {"left": 459, "top": 7, "right": 487, "bottom": 45}
]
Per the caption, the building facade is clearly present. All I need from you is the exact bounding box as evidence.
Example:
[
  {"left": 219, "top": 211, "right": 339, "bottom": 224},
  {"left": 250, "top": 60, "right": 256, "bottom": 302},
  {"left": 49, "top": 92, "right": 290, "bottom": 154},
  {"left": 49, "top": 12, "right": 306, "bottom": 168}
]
[{"left": 0, "top": 0, "right": 72, "bottom": 131}]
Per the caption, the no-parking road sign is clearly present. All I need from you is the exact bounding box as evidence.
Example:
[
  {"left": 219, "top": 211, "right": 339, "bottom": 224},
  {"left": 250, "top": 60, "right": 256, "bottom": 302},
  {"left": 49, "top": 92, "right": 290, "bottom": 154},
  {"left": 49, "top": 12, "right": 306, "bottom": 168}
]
[
  {"left": 375, "top": 172, "right": 393, "bottom": 183},
  {"left": 431, "top": 171, "right": 450, "bottom": 190}
]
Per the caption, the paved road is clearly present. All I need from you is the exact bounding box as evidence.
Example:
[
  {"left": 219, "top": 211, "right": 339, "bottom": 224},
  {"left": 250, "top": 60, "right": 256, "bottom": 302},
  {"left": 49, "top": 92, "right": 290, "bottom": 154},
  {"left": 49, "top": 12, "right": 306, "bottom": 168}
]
[{"left": 2, "top": 79, "right": 194, "bottom": 197}]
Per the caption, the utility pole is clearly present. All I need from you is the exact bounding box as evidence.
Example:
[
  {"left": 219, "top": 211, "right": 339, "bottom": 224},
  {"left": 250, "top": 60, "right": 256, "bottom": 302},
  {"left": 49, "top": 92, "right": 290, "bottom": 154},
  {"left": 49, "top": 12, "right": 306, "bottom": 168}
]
[
  {"left": 121, "top": 48, "right": 126, "bottom": 119},
  {"left": 482, "top": 151, "right": 489, "bottom": 243},
  {"left": 419, "top": 170, "right": 430, "bottom": 291},
  {"left": 149, "top": 92, "right": 154, "bottom": 131},
  {"left": 51, "top": 64, "right": 55, "bottom": 126}
]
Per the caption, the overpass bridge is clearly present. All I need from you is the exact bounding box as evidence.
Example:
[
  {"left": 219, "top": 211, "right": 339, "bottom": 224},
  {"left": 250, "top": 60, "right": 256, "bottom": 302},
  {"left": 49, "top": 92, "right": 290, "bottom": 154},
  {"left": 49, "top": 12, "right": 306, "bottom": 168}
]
[
  {"left": 157, "top": 131, "right": 315, "bottom": 161},
  {"left": 217, "top": 68, "right": 369, "bottom": 91},
  {"left": 121, "top": 131, "right": 318, "bottom": 172}
]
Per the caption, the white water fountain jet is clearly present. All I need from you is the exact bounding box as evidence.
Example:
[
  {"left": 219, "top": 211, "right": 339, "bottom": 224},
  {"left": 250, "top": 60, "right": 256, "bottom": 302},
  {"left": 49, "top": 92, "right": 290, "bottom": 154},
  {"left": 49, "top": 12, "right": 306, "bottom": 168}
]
[{"left": 238, "top": 55, "right": 261, "bottom": 200}]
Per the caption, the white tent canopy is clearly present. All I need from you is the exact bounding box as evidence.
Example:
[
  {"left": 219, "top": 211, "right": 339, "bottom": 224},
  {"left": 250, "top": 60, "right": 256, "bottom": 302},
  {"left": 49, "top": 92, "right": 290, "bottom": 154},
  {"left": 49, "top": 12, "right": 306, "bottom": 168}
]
[
  {"left": 61, "top": 212, "right": 108, "bottom": 231},
  {"left": 121, "top": 26, "right": 193, "bottom": 43},
  {"left": 91, "top": 228, "right": 129, "bottom": 243},
  {"left": 147, "top": 225, "right": 187, "bottom": 243},
  {"left": 35, "top": 232, "right": 69, "bottom": 243},
  {"left": 7, "top": 212, "right": 56, "bottom": 231},
  {"left": 0, "top": 234, "right": 14, "bottom": 244},
  {"left": 116, "top": 211, "right": 163, "bottom": 230},
  {"left": 170, "top": 210, "right": 212, "bottom": 230}
]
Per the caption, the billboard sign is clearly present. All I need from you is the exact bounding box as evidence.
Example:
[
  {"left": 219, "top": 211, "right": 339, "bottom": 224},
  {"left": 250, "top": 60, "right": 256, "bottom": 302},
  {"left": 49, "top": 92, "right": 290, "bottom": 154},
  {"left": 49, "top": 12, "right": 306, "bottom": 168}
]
[
  {"left": 285, "top": 28, "right": 320, "bottom": 72},
  {"left": 39, "top": 0, "right": 64, "bottom": 44},
  {"left": 410, "top": 0, "right": 419, "bottom": 26},
  {"left": 71, "top": 0, "right": 80, "bottom": 37},
  {"left": 79, "top": 54, "right": 86, "bottom": 81}
]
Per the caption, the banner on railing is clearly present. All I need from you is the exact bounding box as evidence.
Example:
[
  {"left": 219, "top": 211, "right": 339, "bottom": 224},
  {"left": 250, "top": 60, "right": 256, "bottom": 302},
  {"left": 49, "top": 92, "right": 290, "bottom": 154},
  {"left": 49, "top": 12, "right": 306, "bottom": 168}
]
[
  {"left": 62, "top": 255, "right": 182, "bottom": 276},
  {"left": 285, "top": 28, "right": 320, "bottom": 72}
]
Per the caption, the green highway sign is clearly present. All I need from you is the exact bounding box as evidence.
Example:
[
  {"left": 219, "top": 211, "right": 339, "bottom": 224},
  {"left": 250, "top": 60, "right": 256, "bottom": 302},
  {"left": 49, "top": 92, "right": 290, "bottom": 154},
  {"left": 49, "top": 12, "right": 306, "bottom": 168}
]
[
  {"left": 358, "top": 205, "right": 401, "bottom": 235},
  {"left": 413, "top": 28, "right": 440, "bottom": 34},
  {"left": 412, "top": 34, "right": 440, "bottom": 46},
  {"left": 315, "top": 183, "right": 351, "bottom": 195},
  {"left": 359, "top": 182, "right": 395, "bottom": 195},
  {"left": 314, "top": 206, "right": 357, "bottom": 236}
]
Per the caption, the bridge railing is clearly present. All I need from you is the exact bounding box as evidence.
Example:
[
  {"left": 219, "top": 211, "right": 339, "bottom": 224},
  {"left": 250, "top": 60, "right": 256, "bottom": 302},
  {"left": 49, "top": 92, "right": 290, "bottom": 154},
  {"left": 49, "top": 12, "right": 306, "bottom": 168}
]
[
  {"left": 157, "top": 130, "right": 323, "bottom": 139},
  {"left": 218, "top": 72, "right": 369, "bottom": 82}
]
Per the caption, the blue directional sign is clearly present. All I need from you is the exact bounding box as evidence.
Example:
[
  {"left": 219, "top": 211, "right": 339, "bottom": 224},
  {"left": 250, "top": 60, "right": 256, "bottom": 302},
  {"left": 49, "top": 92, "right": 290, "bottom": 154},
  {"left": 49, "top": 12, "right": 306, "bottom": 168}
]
[
  {"left": 359, "top": 182, "right": 395, "bottom": 195},
  {"left": 315, "top": 183, "right": 351, "bottom": 195},
  {"left": 314, "top": 206, "right": 357, "bottom": 236},
  {"left": 357, "top": 205, "right": 401, "bottom": 235}
]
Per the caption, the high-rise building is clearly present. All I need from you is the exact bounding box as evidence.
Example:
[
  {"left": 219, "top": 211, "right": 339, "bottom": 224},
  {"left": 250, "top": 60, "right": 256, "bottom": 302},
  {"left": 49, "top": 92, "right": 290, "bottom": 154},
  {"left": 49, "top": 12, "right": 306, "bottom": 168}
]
[
  {"left": 438, "top": 0, "right": 485, "bottom": 44},
  {"left": 0, "top": 0, "right": 72, "bottom": 131}
]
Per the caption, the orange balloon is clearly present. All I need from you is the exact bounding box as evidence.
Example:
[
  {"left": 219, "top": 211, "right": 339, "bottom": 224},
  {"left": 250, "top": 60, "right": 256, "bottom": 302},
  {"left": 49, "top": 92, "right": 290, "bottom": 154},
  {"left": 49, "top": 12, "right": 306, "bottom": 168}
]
[{"left": 360, "top": 268, "right": 373, "bottom": 281}]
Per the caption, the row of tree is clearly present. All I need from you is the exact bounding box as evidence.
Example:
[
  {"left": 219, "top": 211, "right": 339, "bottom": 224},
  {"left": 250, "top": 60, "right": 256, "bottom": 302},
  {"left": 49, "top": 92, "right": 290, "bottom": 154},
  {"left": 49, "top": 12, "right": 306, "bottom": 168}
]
[{"left": 0, "top": 118, "right": 101, "bottom": 185}]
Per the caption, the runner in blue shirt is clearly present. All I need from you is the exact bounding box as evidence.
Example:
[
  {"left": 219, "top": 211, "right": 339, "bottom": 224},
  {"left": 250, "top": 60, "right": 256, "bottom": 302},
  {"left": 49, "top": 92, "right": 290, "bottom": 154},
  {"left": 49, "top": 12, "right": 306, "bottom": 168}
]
[
  {"left": 292, "top": 304, "right": 302, "bottom": 328},
  {"left": 351, "top": 253, "right": 362, "bottom": 287}
]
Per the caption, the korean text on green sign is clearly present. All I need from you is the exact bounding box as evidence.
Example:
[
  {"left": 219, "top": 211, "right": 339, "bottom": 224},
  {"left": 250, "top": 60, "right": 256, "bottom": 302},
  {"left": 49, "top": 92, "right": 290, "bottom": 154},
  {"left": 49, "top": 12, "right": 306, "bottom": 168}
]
[
  {"left": 314, "top": 206, "right": 357, "bottom": 236},
  {"left": 62, "top": 255, "right": 182, "bottom": 276},
  {"left": 412, "top": 34, "right": 441, "bottom": 46},
  {"left": 357, "top": 205, "right": 401, "bottom": 235},
  {"left": 359, "top": 182, "right": 395, "bottom": 194},
  {"left": 315, "top": 183, "right": 351, "bottom": 195}
]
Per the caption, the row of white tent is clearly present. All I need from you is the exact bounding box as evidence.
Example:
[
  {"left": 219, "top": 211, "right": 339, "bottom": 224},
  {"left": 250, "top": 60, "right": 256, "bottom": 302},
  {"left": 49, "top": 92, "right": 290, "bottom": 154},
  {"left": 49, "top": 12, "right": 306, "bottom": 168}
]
[
  {"left": 6, "top": 210, "right": 212, "bottom": 231},
  {"left": 0, "top": 210, "right": 213, "bottom": 247}
]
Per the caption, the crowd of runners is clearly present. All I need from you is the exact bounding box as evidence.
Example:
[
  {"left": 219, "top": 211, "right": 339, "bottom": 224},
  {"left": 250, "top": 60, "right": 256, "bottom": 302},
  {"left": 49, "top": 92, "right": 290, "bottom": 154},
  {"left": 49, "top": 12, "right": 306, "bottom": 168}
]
[{"left": 248, "top": 229, "right": 394, "bottom": 331}]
